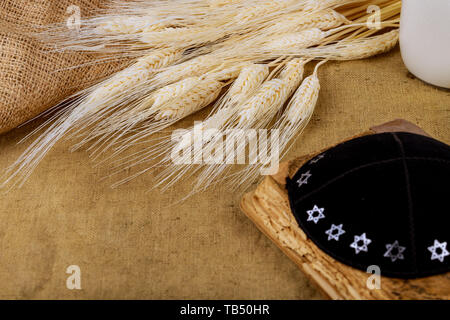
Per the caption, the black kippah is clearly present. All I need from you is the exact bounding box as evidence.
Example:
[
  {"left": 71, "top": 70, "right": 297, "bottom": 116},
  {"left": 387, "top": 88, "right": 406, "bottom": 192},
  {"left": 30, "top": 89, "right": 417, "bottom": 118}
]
[{"left": 286, "top": 132, "right": 450, "bottom": 279}]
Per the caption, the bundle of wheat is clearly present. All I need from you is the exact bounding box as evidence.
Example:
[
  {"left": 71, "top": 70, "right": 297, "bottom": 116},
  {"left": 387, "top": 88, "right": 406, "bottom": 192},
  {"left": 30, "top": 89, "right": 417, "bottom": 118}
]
[{"left": 2, "top": 0, "right": 402, "bottom": 192}]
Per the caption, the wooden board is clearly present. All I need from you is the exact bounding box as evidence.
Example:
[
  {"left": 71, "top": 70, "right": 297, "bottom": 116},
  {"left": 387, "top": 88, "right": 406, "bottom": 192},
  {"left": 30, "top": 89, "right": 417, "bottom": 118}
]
[{"left": 240, "top": 120, "right": 450, "bottom": 300}]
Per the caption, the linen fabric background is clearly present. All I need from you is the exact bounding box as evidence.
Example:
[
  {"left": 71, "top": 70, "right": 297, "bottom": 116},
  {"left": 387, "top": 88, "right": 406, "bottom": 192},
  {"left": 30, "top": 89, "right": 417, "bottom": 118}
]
[{"left": 0, "top": 1, "right": 449, "bottom": 299}]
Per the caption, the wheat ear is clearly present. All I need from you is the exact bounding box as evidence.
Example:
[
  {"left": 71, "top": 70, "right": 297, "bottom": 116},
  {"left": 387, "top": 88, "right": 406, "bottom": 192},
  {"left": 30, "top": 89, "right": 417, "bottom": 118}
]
[
  {"left": 296, "top": 29, "right": 399, "bottom": 60},
  {"left": 236, "top": 59, "right": 305, "bottom": 126},
  {"left": 279, "top": 61, "right": 324, "bottom": 153},
  {"left": 263, "top": 9, "right": 350, "bottom": 35}
]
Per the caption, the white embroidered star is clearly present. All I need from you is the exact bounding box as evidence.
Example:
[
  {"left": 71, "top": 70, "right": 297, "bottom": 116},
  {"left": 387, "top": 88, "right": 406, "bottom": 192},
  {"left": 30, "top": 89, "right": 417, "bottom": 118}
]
[
  {"left": 310, "top": 153, "right": 325, "bottom": 164},
  {"left": 306, "top": 205, "right": 325, "bottom": 224},
  {"left": 383, "top": 240, "right": 406, "bottom": 262},
  {"left": 350, "top": 233, "right": 372, "bottom": 254},
  {"left": 428, "top": 240, "right": 449, "bottom": 263},
  {"left": 325, "top": 224, "right": 345, "bottom": 241},
  {"left": 297, "top": 170, "right": 312, "bottom": 187}
]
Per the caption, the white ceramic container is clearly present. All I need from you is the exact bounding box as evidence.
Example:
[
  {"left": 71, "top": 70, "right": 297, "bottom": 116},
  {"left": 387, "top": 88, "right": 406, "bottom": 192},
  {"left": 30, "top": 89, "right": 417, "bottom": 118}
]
[{"left": 400, "top": 0, "right": 450, "bottom": 88}]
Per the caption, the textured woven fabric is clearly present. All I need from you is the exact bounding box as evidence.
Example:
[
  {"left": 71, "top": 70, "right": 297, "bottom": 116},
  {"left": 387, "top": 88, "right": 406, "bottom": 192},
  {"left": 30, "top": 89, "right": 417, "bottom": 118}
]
[
  {"left": 0, "top": 0, "right": 127, "bottom": 134},
  {"left": 287, "top": 132, "right": 450, "bottom": 278}
]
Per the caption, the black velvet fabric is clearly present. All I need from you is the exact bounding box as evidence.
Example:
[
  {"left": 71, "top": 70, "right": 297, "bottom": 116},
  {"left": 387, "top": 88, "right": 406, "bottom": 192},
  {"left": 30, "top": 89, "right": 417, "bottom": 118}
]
[{"left": 286, "top": 132, "right": 450, "bottom": 278}]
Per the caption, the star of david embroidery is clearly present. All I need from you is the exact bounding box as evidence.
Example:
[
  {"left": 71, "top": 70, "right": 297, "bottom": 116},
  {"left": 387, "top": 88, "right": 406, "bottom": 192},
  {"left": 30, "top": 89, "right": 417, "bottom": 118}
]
[
  {"left": 325, "top": 224, "right": 345, "bottom": 241},
  {"left": 306, "top": 205, "right": 325, "bottom": 224},
  {"left": 428, "top": 240, "right": 449, "bottom": 263},
  {"left": 383, "top": 240, "right": 406, "bottom": 262},
  {"left": 297, "top": 170, "right": 312, "bottom": 187},
  {"left": 350, "top": 233, "right": 372, "bottom": 254},
  {"left": 310, "top": 153, "right": 325, "bottom": 164}
]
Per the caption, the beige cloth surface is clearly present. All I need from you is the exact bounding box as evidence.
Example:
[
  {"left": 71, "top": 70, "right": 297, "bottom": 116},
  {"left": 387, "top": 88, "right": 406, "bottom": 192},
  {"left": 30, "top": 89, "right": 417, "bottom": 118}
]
[{"left": 0, "top": 48, "right": 449, "bottom": 299}]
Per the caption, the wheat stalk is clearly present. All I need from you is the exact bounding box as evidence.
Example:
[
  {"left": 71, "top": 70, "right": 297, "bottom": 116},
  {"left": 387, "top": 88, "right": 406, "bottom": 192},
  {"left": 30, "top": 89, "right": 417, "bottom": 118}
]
[
  {"left": 150, "top": 55, "right": 222, "bottom": 88},
  {"left": 232, "top": 1, "right": 296, "bottom": 24}
]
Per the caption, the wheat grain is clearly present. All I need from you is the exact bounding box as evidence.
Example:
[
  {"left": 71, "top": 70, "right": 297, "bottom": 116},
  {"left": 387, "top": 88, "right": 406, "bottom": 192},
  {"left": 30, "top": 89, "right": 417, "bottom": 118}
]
[
  {"left": 154, "top": 78, "right": 223, "bottom": 120},
  {"left": 172, "top": 63, "right": 270, "bottom": 148}
]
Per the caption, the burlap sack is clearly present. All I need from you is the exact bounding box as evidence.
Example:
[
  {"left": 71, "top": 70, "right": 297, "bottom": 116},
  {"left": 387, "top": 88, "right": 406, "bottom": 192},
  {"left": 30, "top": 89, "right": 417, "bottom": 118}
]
[{"left": 0, "top": 0, "right": 127, "bottom": 135}]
